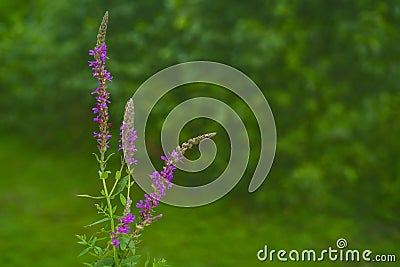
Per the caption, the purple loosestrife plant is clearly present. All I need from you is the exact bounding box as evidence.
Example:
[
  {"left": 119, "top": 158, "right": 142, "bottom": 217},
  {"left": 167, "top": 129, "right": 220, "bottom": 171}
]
[{"left": 76, "top": 11, "right": 216, "bottom": 267}]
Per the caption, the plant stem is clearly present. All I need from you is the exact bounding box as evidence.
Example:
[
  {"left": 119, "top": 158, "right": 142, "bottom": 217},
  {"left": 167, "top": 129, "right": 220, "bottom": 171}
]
[
  {"left": 109, "top": 161, "right": 125, "bottom": 196},
  {"left": 100, "top": 152, "right": 118, "bottom": 265},
  {"left": 103, "top": 180, "right": 118, "bottom": 265},
  {"left": 127, "top": 174, "right": 131, "bottom": 198}
]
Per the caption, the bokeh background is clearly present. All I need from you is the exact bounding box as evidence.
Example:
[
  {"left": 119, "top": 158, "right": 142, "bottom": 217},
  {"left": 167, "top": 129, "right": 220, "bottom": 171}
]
[{"left": 1, "top": 1, "right": 399, "bottom": 266}]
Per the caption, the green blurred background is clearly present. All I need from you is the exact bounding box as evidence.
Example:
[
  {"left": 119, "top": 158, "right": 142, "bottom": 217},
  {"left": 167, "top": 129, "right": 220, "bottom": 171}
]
[{"left": 0, "top": 0, "right": 399, "bottom": 266}]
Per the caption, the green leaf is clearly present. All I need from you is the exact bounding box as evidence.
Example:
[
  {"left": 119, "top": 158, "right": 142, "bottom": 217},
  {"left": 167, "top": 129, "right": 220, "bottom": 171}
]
[
  {"left": 129, "top": 238, "right": 136, "bottom": 249},
  {"left": 94, "top": 258, "right": 114, "bottom": 267},
  {"left": 76, "top": 194, "right": 105, "bottom": 199},
  {"left": 119, "top": 236, "right": 129, "bottom": 250},
  {"left": 93, "top": 246, "right": 103, "bottom": 255},
  {"left": 85, "top": 217, "right": 110, "bottom": 228},
  {"left": 78, "top": 247, "right": 91, "bottom": 257},
  {"left": 90, "top": 236, "right": 97, "bottom": 246},
  {"left": 120, "top": 194, "right": 126, "bottom": 206},
  {"left": 112, "top": 175, "right": 129, "bottom": 197},
  {"left": 144, "top": 255, "right": 150, "bottom": 267},
  {"left": 76, "top": 234, "right": 87, "bottom": 244},
  {"left": 153, "top": 258, "right": 169, "bottom": 267},
  {"left": 115, "top": 170, "right": 121, "bottom": 180},
  {"left": 121, "top": 255, "right": 141, "bottom": 265},
  {"left": 129, "top": 243, "right": 136, "bottom": 256},
  {"left": 105, "top": 153, "right": 115, "bottom": 162},
  {"left": 92, "top": 153, "right": 101, "bottom": 163},
  {"left": 100, "top": 171, "right": 109, "bottom": 180}
]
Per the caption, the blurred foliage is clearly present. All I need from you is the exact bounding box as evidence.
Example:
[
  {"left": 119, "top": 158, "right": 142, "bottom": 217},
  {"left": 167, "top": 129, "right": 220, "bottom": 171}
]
[{"left": 0, "top": 0, "right": 399, "bottom": 266}]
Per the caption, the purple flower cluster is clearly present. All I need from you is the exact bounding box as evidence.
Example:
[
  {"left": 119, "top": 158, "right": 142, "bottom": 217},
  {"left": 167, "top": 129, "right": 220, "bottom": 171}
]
[
  {"left": 110, "top": 213, "right": 135, "bottom": 247},
  {"left": 89, "top": 43, "right": 112, "bottom": 151},
  {"left": 136, "top": 149, "right": 183, "bottom": 220},
  {"left": 136, "top": 193, "right": 158, "bottom": 220}
]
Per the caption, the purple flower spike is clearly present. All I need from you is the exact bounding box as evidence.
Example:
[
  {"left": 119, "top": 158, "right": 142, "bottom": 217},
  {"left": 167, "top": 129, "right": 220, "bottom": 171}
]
[
  {"left": 136, "top": 148, "right": 183, "bottom": 220},
  {"left": 89, "top": 42, "right": 112, "bottom": 152}
]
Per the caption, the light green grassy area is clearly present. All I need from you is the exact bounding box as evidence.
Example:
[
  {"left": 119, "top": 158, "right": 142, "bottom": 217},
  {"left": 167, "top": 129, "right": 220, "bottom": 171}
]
[{"left": 0, "top": 136, "right": 398, "bottom": 266}]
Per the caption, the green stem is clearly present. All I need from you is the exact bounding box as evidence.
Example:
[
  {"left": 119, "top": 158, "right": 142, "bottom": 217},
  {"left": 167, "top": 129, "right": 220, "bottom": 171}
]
[
  {"left": 100, "top": 151, "right": 118, "bottom": 265},
  {"left": 109, "top": 179, "right": 119, "bottom": 197},
  {"left": 127, "top": 174, "right": 131, "bottom": 199},
  {"left": 102, "top": 178, "right": 118, "bottom": 265},
  {"left": 109, "top": 161, "right": 124, "bottom": 197}
]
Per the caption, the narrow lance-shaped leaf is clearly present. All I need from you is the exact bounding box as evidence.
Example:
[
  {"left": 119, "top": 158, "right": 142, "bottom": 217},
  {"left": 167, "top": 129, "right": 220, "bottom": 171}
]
[
  {"left": 85, "top": 217, "right": 111, "bottom": 228},
  {"left": 78, "top": 247, "right": 91, "bottom": 257},
  {"left": 76, "top": 194, "right": 105, "bottom": 199},
  {"left": 112, "top": 175, "right": 129, "bottom": 197},
  {"left": 120, "top": 194, "right": 126, "bottom": 206}
]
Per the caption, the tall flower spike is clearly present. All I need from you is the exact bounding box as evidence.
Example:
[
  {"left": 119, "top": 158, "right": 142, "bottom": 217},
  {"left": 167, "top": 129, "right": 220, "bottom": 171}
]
[
  {"left": 120, "top": 98, "right": 138, "bottom": 168},
  {"left": 89, "top": 11, "right": 112, "bottom": 152}
]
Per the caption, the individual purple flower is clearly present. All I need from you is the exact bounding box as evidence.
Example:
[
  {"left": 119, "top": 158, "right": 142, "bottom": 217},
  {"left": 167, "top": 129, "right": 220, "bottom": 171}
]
[{"left": 89, "top": 42, "right": 112, "bottom": 152}]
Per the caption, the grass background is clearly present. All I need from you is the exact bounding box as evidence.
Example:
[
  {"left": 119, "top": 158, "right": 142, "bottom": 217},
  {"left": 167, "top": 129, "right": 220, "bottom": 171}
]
[{"left": 0, "top": 135, "right": 398, "bottom": 266}]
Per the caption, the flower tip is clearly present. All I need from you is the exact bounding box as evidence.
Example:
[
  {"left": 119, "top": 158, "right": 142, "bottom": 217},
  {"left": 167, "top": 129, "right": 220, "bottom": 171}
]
[{"left": 207, "top": 132, "right": 217, "bottom": 138}]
